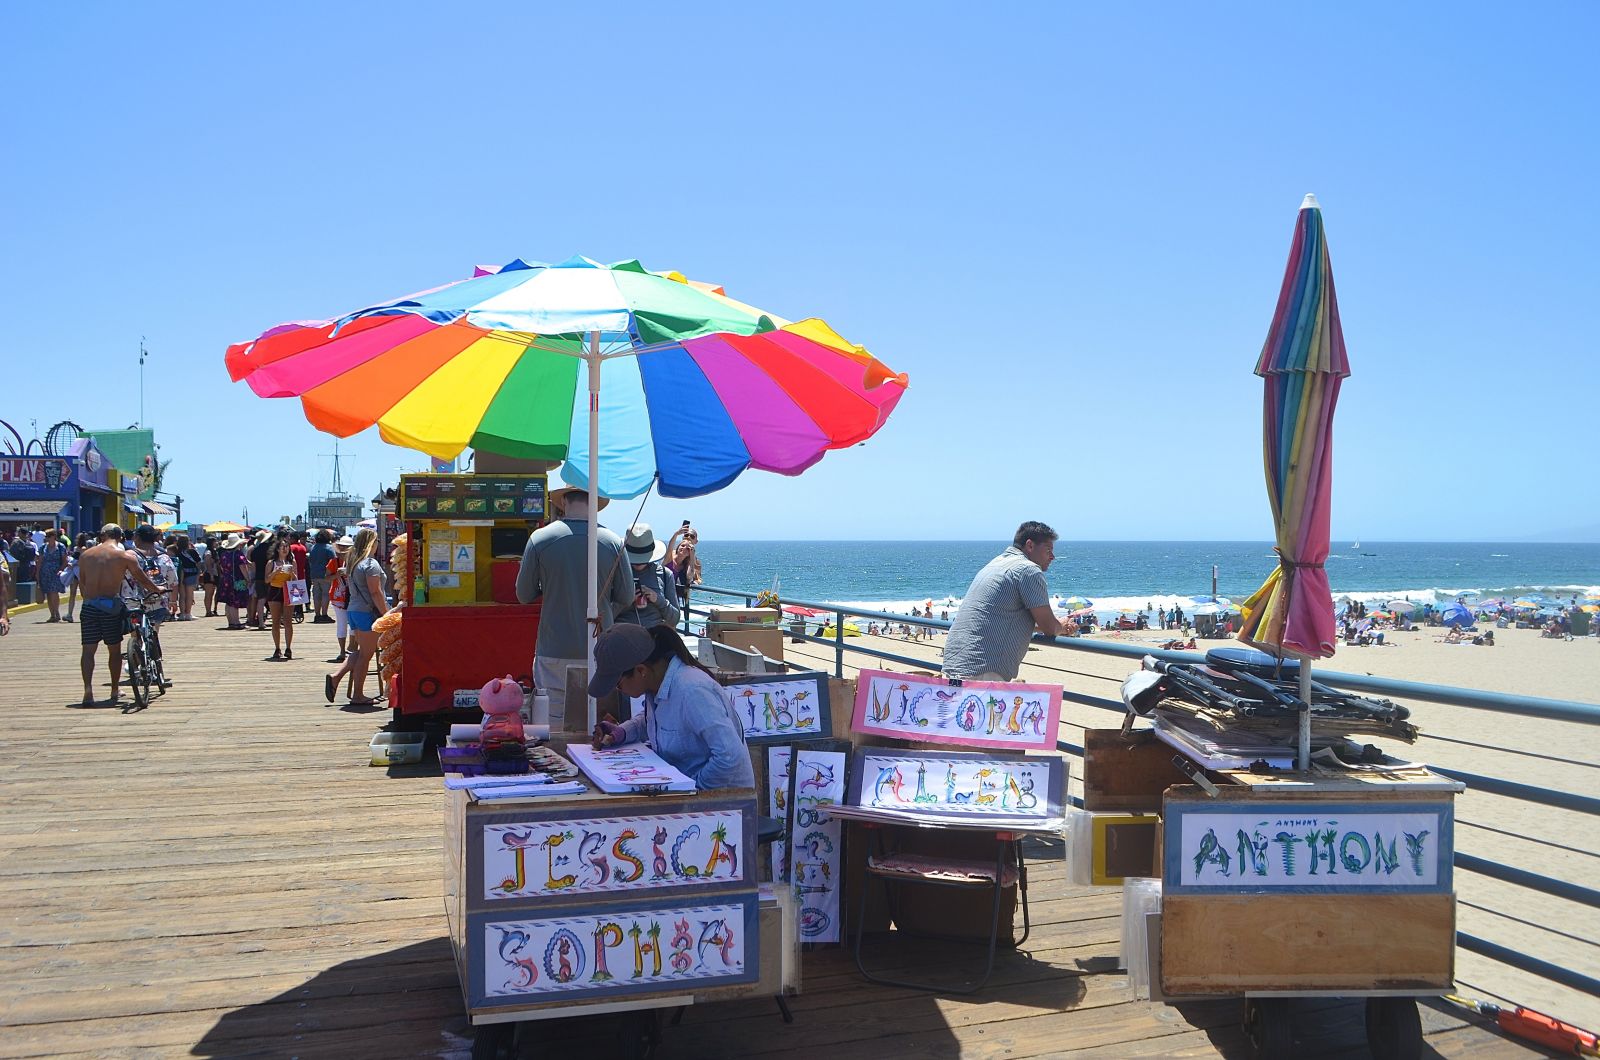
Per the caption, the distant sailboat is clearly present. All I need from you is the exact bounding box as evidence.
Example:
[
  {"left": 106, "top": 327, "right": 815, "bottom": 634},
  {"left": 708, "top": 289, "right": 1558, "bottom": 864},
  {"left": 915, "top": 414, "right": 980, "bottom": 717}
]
[{"left": 1351, "top": 537, "right": 1360, "bottom": 549}]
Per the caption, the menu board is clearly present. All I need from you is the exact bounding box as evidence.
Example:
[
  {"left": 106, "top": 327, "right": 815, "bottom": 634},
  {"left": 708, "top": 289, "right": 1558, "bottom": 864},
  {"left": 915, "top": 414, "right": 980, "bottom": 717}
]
[{"left": 401, "top": 474, "right": 546, "bottom": 520}]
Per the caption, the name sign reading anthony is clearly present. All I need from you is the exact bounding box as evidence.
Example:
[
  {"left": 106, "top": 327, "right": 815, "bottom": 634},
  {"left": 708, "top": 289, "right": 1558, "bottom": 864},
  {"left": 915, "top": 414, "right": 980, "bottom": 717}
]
[{"left": 1165, "top": 801, "right": 1453, "bottom": 894}]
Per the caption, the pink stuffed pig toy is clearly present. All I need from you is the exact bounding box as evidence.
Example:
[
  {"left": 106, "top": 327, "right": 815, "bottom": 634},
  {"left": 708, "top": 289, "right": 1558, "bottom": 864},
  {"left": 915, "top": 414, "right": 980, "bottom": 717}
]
[{"left": 479, "top": 675, "right": 525, "bottom": 749}]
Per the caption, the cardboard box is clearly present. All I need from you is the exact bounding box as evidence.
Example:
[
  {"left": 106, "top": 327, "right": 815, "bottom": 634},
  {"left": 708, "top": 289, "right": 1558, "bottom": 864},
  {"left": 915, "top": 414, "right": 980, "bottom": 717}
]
[
  {"left": 714, "top": 625, "right": 784, "bottom": 663},
  {"left": 708, "top": 607, "right": 781, "bottom": 627}
]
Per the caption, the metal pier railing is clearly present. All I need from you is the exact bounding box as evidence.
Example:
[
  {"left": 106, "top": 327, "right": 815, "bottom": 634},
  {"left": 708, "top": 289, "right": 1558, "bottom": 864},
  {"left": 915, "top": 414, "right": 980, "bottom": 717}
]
[{"left": 689, "top": 583, "right": 1600, "bottom": 1010}]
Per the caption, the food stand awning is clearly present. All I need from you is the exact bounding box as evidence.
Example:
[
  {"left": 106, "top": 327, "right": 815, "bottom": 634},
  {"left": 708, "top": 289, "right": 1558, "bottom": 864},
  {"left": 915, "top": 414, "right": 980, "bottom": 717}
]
[{"left": 0, "top": 499, "right": 72, "bottom": 522}]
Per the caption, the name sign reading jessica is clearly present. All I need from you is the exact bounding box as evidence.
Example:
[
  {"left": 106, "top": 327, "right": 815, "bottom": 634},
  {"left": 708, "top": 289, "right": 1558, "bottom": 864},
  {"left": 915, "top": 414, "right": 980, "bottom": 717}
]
[
  {"left": 479, "top": 896, "right": 758, "bottom": 1005},
  {"left": 840, "top": 748, "right": 1067, "bottom": 828},
  {"left": 851, "top": 669, "right": 1062, "bottom": 751},
  {"left": 483, "top": 809, "right": 746, "bottom": 901},
  {"left": 725, "top": 672, "right": 831, "bottom": 743},
  {"left": 1165, "top": 801, "right": 1454, "bottom": 894}
]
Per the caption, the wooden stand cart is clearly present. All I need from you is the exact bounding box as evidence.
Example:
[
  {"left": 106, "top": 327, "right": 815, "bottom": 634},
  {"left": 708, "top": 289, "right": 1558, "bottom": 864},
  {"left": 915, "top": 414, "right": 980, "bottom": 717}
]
[
  {"left": 1086, "top": 729, "right": 1464, "bottom": 1060},
  {"left": 444, "top": 777, "right": 798, "bottom": 1059}
]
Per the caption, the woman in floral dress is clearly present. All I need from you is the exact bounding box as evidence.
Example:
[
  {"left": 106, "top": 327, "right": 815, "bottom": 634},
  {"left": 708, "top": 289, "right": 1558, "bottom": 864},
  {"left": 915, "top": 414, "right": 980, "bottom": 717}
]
[{"left": 215, "top": 534, "right": 252, "bottom": 629}]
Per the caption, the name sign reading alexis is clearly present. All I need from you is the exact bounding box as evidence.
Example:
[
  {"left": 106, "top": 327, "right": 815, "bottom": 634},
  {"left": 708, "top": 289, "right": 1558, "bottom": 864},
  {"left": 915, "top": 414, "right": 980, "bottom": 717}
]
[{"left": 1164, "top": 801, "right": 1454, "bottom": 894}]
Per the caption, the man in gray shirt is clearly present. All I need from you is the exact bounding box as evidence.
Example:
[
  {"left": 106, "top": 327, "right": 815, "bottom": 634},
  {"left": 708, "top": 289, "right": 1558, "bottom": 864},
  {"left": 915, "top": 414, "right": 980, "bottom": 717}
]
[
  {"left": 516, "top": 487, "right": 635, "bottom": 727},
  {"left": 942, "top": 521, "right": 1070, "bottom": 681}
]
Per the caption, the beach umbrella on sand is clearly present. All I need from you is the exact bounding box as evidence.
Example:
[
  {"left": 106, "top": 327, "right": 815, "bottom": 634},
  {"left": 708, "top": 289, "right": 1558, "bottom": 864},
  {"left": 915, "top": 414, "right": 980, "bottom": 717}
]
[
  {"left": 226, "top": 256, "right": 908, "bottom": 726},
  {"left": 782, "top": 605, "right": 824, "bottom": 618},
  {"left": 1440, "top": 603, "right": 1475, "bottom": 628},
  {"left": 1060, "top": 595, "right": 1093, "bottom": 610},
  {"left": 1236, "top": 195, "right": 1352, "bottom": 770},
  {"left": 1386, "top": 599, "right": 1421, "bottom": 614}
]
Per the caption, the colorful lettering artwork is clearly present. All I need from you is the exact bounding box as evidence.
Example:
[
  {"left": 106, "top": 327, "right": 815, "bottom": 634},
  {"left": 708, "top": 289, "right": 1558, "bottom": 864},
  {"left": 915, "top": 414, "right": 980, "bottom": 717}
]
[
  {"left": 482, "top": 810, "right": 746, "bottom": 901},
  {"left": 1165, "top": 803, "right": 1453, "bottom": 894},
  {"left": 790, "top": 746, "right": 848, "bottom": 943},
  {"left": 726, "top": 673, "right": 831, "bottom": 743},
  {"left": 851, "top": 669, "right": 1063, "bottom": 752},
  {"left": 767, "top": 746, "right": 792, "bottom": 883},
  {"left": 567, "top": 743, "right": 696, "bottom": 793},
  {"left": 482, "top": 898, "right": 756, "bottom": 1002},
  {"left": 835, "top": 749, "right": 1068, "bottom": 830}
]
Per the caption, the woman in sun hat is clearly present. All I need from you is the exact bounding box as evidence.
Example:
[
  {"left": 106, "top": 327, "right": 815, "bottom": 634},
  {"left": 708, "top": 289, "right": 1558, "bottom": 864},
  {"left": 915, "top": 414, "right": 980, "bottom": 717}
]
[{"left": 215, "top": 532, "right": 252, "bottom": 629}]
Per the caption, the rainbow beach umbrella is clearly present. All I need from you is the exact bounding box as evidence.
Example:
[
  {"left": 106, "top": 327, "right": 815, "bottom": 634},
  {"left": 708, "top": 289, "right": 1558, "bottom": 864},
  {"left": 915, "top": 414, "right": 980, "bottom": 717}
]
[
  {"left": 1235, "top": 195, "right": 1352, "bottom": 767},
  {"left": 225, "top": 255, "right": 908, "bottom": 725}
]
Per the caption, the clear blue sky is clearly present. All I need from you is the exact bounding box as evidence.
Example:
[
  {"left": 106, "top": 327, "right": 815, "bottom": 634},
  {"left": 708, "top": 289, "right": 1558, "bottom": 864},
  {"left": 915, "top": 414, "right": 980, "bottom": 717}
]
[{"left": 4, "top": 3, "right": 1597, "bottom": 542}]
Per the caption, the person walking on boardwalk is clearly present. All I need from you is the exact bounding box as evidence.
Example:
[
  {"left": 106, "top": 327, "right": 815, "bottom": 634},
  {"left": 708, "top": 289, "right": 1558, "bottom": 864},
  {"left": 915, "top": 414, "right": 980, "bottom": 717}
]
[
  {"left": 37, "top": 528, "right": 69, "bottom": 622},
  {"left": 324, "top": 528, "right": 387, "bottom": 705},
  {"left": 942, "top": 521, "right": 1070, "bottom": 681},
  {"left": 0, "top": 547, "right": 11, "bottom": 639},
  {"left": 515, "top": 486, "right": 634, "bottom": 728},
  {"left": 214, "top": 533, "right": 251, "bottom": 628},
  {"left": 77, "top": 524, "right": 161, "bottom": 706}
]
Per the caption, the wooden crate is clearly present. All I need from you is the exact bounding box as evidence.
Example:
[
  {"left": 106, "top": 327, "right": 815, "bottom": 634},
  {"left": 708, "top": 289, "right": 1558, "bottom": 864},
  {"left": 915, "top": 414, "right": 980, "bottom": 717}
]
[
  {"left": 1161, "top": 892, "right": 1455, "bottom": 994},
  {"left": 1082, "top": 729, "right": 1192, "bottom": 812}
]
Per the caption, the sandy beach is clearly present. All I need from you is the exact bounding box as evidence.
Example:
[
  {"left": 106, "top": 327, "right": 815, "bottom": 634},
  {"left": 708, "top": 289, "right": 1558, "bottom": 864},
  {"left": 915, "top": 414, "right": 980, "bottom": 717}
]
[{"left": 779, "top": 620, "right": 1600, "bottom": 1029}]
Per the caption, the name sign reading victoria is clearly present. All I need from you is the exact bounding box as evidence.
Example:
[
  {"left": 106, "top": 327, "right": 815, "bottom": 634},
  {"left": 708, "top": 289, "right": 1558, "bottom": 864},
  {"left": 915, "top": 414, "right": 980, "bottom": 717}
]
[{"left": 1166, "top": 801, "right": 1453, "bottom": 894}]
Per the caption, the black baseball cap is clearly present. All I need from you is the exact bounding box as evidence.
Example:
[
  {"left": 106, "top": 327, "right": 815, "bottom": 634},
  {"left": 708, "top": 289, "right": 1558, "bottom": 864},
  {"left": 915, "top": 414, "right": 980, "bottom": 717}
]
[{"left": 587, "top": 624, "right": 654, "bottom": 698}]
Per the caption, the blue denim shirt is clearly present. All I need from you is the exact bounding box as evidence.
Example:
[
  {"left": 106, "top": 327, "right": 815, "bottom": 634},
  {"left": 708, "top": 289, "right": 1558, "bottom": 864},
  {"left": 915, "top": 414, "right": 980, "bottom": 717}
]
[{"left": 616, "top": 657, "right": 754, "bottom": 791}]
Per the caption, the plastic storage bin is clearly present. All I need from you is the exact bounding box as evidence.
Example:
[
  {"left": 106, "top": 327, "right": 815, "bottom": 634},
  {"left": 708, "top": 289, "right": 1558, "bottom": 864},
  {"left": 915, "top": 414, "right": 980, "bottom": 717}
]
[{"left": 370, "top": 731, "right": 426, "bottom": 766}]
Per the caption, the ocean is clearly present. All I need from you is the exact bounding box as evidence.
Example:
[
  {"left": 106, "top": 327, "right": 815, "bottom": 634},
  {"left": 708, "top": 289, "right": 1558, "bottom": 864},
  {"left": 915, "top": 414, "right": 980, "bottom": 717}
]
[{"left": 695, "top": 540, "right": 1599, "bottom": 617}]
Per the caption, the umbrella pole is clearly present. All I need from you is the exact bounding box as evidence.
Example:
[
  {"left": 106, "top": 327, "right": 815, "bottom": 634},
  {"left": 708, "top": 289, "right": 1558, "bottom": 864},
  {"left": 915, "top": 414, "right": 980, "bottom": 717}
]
[
  {"left": 1297, "top": 664, "right": 1312, "bottom": 772},
  {"left": 586, "top": 329, "right": 601, "bottom": 734}
]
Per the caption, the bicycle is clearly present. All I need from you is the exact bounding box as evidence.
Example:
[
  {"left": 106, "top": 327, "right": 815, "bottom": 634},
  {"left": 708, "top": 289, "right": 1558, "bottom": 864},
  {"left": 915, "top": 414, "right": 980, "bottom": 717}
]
[{"left": 124, "top": 593, "right": 169, "bottom": 712}]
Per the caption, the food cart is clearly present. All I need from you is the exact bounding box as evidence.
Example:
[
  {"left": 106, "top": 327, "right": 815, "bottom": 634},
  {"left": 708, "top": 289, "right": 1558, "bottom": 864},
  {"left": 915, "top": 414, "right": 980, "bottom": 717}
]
[
  {"left": 444, "top": 756, "right": 797, "bottom": 1059},
  {"left": 1085, "top": 728, "right": 1463, "bottom": 1060},
  {"left": 389, "top": 470, "right": 548, "bottom": 720}
]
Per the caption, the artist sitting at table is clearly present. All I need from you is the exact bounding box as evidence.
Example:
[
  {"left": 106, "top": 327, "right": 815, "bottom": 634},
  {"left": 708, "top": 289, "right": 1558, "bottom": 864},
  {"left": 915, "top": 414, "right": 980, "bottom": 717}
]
[{"left": 589, "top": 624, "right": 755, "bottom": 791}]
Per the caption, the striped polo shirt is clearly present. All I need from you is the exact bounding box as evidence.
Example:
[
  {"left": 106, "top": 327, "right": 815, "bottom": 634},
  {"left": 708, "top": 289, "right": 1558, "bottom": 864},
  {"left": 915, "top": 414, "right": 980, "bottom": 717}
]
[{"left": 941, "top": 545, "right": 1050, "bottom": 680}]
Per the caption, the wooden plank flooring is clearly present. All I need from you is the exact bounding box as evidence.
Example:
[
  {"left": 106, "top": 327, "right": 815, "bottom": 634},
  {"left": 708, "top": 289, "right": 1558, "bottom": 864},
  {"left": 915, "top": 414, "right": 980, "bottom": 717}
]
[{"left": 0, "top": 610, "right": 1554, "bottom": 1058}]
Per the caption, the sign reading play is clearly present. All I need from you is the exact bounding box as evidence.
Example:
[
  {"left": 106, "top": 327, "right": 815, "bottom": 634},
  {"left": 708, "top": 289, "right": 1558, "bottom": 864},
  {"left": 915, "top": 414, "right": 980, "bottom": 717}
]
[
  {"left": 1165, "top": 801, "right": 1453, "bottom": 894},
  {"left": 0, "top": 457, "right": 69, "bottom": 490}
]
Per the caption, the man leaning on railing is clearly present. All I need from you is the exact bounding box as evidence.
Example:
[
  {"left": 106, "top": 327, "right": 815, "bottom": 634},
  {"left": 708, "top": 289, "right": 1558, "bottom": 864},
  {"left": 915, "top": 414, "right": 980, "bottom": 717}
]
[{"left": 942, "top": 521, "right": 1070, "bottom": 681}]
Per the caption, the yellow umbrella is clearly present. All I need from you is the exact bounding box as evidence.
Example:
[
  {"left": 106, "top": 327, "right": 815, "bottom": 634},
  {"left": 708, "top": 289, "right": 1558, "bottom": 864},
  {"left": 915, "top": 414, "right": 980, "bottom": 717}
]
[{"left": 205, "top": 520, "right": 249, "bottom": 533}]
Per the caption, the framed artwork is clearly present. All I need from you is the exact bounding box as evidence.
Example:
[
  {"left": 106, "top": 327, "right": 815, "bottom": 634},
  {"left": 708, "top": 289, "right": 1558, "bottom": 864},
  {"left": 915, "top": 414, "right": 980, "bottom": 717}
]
[
  {"left": 786, "top": 740, "right": 850, "bottom": 944},
  {"left": 471, "top": 893, "right": 760, "bottom": 1007},
  {"left": 1090, "top": 813, "right": 1159, "bottom": 885},
  {"left": 724, "top": 672, "right": 831, "bottom": 743},
  {"left": 478, "top": 800, "right": 752, "bottom": 901},
  {"left": 766, "top": 745, "right": 792, "bottom": 884},
  {"left": 1163, "top": 800, "right": 1454, "bottom": 895},
  {"left": 837, "top": 748, "right": 1068, "bottom": 830},
  {"left": 851, "top": 669, "right": 1063, "bottom": 752}
]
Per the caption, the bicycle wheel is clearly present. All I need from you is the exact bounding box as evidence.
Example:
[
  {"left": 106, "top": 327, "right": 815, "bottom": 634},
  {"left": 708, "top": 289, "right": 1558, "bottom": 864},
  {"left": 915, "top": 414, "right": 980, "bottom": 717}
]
[
  {"left": 149, "top": 634, "right": 168, "bottom": 696},
  {"left": 126, "top": 637, "right": 149, "bottom": 710}
]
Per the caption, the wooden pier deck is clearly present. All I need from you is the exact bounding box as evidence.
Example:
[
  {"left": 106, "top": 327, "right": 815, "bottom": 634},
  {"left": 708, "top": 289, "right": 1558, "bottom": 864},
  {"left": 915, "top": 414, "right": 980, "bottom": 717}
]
[{"left": 0, "top": 611, "right": 1553, "bottom": 1058}]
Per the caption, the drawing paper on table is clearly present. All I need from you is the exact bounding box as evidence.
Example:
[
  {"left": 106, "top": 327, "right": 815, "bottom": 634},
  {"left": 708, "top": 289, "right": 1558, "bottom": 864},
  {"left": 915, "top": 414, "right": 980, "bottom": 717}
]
[
  {"left": 471, "top": 781, "right": 588, "bottom": 800},
  {"left": 568, "top": 743, "right": 697, "bottom": 793}
]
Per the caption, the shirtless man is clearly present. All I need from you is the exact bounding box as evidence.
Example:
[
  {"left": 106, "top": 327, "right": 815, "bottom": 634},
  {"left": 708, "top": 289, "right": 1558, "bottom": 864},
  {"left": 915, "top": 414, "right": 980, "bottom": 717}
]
[{"left": 77, "top": 524, "right": 159, "bottom": 706}]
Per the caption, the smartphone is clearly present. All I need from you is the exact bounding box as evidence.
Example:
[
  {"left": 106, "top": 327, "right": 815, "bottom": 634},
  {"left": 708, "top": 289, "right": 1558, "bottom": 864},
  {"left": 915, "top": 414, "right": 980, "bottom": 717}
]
[{"left": 682, "top": 520, "right": 691, "bottom": 526}]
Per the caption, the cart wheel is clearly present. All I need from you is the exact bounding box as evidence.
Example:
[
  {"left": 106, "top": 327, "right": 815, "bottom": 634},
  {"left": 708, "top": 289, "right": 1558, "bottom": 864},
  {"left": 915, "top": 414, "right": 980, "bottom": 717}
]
[
  {"left": 616, "top": 1008, "right": 662, "bottom": 1060},
  {"left": 471, "top": 1022, "right": 513, "bottom": 1060},
  {"left": 1365, "top": 996, "right": 1423, "bottom": 1060},
  {"left": 1242, "top": 997, "right": 1293, "bottom": 1060}
]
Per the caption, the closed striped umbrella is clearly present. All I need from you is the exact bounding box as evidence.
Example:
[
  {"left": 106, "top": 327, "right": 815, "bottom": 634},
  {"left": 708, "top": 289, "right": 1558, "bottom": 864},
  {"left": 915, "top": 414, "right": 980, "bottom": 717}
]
[{"left": 1238, "top": 195, "right": 1351, "bottom": 662}]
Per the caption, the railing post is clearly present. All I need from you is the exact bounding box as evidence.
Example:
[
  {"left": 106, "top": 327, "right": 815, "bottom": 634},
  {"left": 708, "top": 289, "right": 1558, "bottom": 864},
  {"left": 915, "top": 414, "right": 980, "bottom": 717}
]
[{"left": 834, "top": 606, "right": 845, "bottom": 679}]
